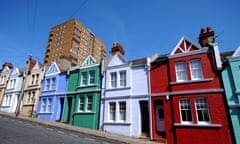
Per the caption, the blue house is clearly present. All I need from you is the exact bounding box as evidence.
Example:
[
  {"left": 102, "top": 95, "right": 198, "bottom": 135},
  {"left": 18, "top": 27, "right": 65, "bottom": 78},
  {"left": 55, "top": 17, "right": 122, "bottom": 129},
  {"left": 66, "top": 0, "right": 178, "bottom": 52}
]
[
  {"left": 221, "top": 47, "right": 240, "bottom": 144},
  {"left": 37, "top": 62, "right": 68, "bottom": 121},
  {"left": 99, "top": 43, "right": 152, "bottom": 138}
]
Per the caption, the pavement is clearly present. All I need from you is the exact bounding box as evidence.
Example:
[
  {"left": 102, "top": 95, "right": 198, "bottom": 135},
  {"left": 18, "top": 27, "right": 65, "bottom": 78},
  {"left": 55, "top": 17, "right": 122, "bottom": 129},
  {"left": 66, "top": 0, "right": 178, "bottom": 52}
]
[{"left": 0, "top": 112, "right": 162, "bottom": 144}]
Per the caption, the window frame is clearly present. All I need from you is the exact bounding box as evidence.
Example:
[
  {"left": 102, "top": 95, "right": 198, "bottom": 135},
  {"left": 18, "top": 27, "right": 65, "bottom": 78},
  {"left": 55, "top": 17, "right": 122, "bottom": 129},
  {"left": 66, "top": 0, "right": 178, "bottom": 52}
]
[
  {"left": 179, "top": 98, "right": 193, "bottom": 124},
  {"left": 89, "top": 70, "right": 95, "bottom": 85},
  {"left": 190, "top": 59, "right": 204, "bottom": 80},
  {"left": 195, "top": 97, "right": 211, "bottom": 124},
  {"left": 110, "top": 72, "right": 117, "bottom": 88},
  {"left": 109, "top": 102, "right": 116, "bottom": 121},
  {"left": 119, "top": 101, "right": 126, "bottom": 121},
  {"left": 119, "top": 71, "right": 126, "bottom": 87},
  {"left": 87, "top": 95, "right": 93, "bottom": 112},
  {"left": 175, "top": 61, "right": 187, "bottom": 82},
  {"left": 81, "top": 72, "right": 88, "bottom": 86},
  {"left": 78, "top": 96, "right": 84, "bottom": 112}
]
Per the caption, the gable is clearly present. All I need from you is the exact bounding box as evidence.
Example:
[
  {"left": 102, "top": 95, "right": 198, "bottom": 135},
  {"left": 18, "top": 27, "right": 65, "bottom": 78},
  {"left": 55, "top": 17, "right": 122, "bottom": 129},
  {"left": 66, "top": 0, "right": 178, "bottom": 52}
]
[
  {"left": 82, "top": 55, "right": 97, "bottom": 66},
  {"left": 1, "top": 65, "right": 11, "bottom": 73},
  {"left": 46, "top": 62, "right": 60, "bottom": 75},
  {"left": 171, "top": 36, "right": 201, "bottom": 55},
  {"left": 31, "top": 62, "right": 42, "bottom": 72},
  {"left": 232, "top": 46, "right": 240, "bottom": 57},
  {"left": 108, "top": 54, "right": 127, "bottom": 67}
]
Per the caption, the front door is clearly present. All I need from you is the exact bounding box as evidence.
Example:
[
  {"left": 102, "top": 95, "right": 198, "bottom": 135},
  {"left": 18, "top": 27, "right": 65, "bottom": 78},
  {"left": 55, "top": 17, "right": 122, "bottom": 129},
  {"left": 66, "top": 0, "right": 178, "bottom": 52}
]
[{"left": 155, "top": 102, "right": 165, "bottom": 132}]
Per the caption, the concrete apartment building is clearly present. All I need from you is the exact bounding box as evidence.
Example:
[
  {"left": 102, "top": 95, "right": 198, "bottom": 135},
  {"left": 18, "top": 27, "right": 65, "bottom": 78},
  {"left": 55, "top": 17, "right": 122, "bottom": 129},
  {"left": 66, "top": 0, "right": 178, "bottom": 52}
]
[{"left": 44, "top": 18, "right": 106, "bottom": 67}]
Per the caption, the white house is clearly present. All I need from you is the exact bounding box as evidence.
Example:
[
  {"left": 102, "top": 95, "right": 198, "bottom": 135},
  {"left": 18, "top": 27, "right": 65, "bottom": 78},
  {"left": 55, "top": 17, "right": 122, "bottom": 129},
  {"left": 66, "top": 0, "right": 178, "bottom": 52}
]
[
  {"left": 99, "top": 43, "right": 152, "bottom": 138},
  {"left": 0, "top": 68, "right": 24, "bottom": 113}
]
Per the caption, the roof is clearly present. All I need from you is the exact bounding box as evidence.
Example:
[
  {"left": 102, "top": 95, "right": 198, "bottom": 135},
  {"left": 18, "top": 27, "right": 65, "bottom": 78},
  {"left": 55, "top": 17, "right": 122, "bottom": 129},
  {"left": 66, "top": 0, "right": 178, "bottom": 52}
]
[{"left": 220, "top": 51, "right": 234, "bottom": 63}]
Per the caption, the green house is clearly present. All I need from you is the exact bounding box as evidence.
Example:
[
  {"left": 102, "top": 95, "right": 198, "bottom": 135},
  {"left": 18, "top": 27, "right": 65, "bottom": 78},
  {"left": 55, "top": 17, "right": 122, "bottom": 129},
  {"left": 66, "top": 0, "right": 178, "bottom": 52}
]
[
  {"left": 63, "top": 55, "right": 101, "bottom": 130},
  {"left": 221, "top": 47, "right": 240, "bottom": 144}
]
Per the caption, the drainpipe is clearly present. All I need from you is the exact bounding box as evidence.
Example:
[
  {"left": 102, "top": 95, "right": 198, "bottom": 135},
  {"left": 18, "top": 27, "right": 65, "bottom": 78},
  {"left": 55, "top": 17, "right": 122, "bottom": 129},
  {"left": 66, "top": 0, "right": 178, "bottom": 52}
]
[{"left": 146, "top": 57, "right": 153, "bottom": 140}]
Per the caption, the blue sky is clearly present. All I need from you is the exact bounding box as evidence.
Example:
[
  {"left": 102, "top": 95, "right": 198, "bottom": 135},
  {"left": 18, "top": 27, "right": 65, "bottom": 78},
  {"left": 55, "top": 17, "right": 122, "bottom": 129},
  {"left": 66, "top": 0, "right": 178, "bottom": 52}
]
[{"left": 1, "top": 0, "right": 240, "bottom": 68}]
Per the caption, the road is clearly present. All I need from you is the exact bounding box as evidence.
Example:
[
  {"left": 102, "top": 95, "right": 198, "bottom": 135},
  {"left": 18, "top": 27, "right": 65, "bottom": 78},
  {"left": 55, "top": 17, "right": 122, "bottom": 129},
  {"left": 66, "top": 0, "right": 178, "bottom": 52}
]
[{"left": 0, "top": 115, "right": 123, "bottom": 144}]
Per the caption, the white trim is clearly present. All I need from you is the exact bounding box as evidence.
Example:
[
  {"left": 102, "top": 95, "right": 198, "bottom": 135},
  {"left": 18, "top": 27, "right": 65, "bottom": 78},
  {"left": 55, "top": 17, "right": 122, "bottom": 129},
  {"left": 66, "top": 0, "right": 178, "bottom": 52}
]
[{"left": 173, "top": 123, "right": 222, "bottom": 128}]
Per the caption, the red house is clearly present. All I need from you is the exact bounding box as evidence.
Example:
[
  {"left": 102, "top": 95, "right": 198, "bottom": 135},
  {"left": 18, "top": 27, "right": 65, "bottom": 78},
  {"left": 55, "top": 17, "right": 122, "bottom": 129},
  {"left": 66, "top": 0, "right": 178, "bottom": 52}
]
[{"left": 150, "top": 28, "right": 232, "bottom": 144}]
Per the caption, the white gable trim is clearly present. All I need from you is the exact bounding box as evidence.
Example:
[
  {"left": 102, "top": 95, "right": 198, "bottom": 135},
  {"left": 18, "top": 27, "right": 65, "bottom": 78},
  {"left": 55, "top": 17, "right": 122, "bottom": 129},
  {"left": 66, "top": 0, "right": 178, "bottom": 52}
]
[
  {"left": 171, "top": 36, "right": 201, "bottom": 55},
  {"left": 108, "top": 53, "right": 127, "bottom": 67},
  {"left": 232, "top": 45, "right": 240, "bottom": 57},
  {"left": 45, "top": 62, "right": 61, "bottom": 76}
]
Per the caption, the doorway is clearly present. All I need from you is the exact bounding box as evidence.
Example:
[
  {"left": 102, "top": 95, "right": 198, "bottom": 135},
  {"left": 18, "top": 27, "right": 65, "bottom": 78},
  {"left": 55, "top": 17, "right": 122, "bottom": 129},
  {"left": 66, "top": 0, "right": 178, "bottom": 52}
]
[
  {"left": 66, "top": 97, "right": 72, "bottom": 123},
  {"left": 155, "top": 101, "right": 165, "bottom": 132},
  {"left": 140, "top": 101, "right": 150, "bottom": 137}
]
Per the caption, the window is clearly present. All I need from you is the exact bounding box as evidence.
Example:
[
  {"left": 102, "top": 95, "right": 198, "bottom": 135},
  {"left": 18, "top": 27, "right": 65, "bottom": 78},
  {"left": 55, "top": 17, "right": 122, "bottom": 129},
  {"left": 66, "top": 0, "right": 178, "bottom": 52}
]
[
  {"left": 87, "top": 95, "right": 93, "bottom": 111},
  {"left": 31, "top": 75, "right": 35, "bottom": 84},
  {"left": 41, "top": 99, "right": 46, "bottom": 112},
  {"left": 35, "top": 74, "right": 39, "bottom": 84},
  {"left": 110, "top": 72, "right": 117, "bottom": 88},
  {"left": 89, "top": 71, "right": 95, "bottom": 84},
  {"left": 195, "top": 98, "right": 210, "bottom": 123},
  {"left": 176, "top": 62, "right": 187, "bottom": 82},
  {"left": 120, "top": 71, "right": 126, "bottom": 87},
  {"left": 31, "top": 92, "right": 35, "bottom": 104},
  {"left": 190, "top": 59, "right": 203, "bottom": 80},
  {"left": 46, "top": 79, "right": 50, "bottom": 91},
  {"left": 180, "top": 99, "right": 193, "bottom": 123},
  {"left": 109, "top": 102, "right": 116, "bottom": 121},
  {"left": 81, "top": 72, "right": 87, "bottom": 86},
  {"left": 51, "top": 78, "right": 56, "bottom": 90},
  {"left": 78, "top": 96, "right": 84, "bottom": 112},
  {"left": 119, "top": 102, "right": 126, "bottom": 121},
  {"left": 47, "top": 98, "right": 52, "bottom": 112}
]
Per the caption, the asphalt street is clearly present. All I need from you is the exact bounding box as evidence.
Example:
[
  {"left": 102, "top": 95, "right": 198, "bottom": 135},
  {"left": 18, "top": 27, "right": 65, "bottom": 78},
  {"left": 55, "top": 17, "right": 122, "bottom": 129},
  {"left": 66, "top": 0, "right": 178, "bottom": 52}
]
[{"left": 0, "top": 115, "right": 123, "bottom": 144}]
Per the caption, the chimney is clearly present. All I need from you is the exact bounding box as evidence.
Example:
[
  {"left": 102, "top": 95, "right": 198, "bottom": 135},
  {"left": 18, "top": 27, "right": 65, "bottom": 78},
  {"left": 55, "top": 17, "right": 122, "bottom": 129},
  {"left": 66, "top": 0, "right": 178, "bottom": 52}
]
[
  {"left": 111, "top": 42, "right": 125, "bottom": 56},
  {"left": 2, "top": 62, "right": 13, "bottom": 69},
  {"left": 198, "top": 27, "right": 215, "bottom": 47}
]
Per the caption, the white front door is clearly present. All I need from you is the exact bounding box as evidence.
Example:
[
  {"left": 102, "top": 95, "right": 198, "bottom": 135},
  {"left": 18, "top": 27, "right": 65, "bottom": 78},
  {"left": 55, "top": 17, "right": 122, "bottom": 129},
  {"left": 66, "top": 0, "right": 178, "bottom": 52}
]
[{"left": 155, "top": 104, "right": 165, "bottom": 132}]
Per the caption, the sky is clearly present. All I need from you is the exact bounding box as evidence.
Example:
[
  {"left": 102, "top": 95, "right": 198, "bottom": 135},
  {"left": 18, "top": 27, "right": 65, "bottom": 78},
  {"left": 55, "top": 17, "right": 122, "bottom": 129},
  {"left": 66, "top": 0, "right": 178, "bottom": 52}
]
[{"left": 0, "top": 0, "right": 240, "bottom": 68}]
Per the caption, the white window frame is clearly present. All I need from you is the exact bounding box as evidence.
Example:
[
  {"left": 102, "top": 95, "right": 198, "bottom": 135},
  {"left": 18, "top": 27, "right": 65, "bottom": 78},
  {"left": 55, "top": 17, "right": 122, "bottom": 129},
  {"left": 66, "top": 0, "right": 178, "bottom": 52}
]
[
  {"left": 51, "top": 78, "right": 56, "bottom": 90},
  {"left": 179, "top": 98, "right": 193, "bottom": 124},
  {"left": 109, "top": 102, "right": 116, "bottom": 121},
  {"left": 78, "top": 96, "right": 84, "bottom": 112},
  {"left": 190, "top": 59, "right": 203, "bottom": 80},
  {"left": 47, "top": 98, "right": 52, "bottom": 112},
  {"left": 45, "top": 79, "right": 50, "bottom": 91},
  {"left": 41, "top": 99, "right": 46, "bottom": 112},
  {"left": 176, "top": 62, "right": 187, "bottom": 82},
  {"left": 110, "top": 72, "right": 117, "bottom": 88},
  {"left": 89, "top": 70, "right": 95, "bottom": 85},
  {"left": 195, "top": 97, "right": 211, "bottom": 124},
  {"left": 119, "top": 101, "right": 126, "bottom": 121},
  {"left": 81, "top": 72, "right": 87, "bottom": 86},
  {"left": 87, "top": 95, "right": 93, "bottom": 112},
  {"left": 120, "top": 71, "right": 126, "bottom": 87}
]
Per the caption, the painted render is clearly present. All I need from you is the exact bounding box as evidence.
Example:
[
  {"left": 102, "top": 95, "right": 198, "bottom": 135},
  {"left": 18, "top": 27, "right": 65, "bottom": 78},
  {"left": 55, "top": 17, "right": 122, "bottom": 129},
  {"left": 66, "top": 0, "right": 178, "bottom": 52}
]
[
  {"left": 221, "top": 47, "right": 240, "bottom": 144},
  {"left": 0, "top": 68, "right": 23, "bottom": 113},
  {"left": 20, "top": 59, "right": 44, "bottom": 117},
  {"left": 0, "top": 63, "right": 12, "bottom": 105},
  {"left": 37, "top": 62, "right": 67, "bottom": 121},
  {"left": 99, "top": 51, "right": 151, "bottom": 138},
  {"left": 151, "top": 36, "right": 233, "bottom": 144},
  {"left": 63, "top": 55, "right": 101, "bottom": 130}
]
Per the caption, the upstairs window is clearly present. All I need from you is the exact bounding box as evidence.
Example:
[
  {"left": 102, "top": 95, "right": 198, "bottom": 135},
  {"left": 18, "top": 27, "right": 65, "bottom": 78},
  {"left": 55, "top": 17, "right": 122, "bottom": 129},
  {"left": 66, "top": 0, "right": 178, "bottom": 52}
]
[
  {"left": 89, "top": 70, "right": 95, "bottom": 85},
  {"left": 190, "top": 59, "right": 203, "bottom": 80},
  {"left": 31, "top": 75, "right": 35, "bottom": 84},
  {"left": 51, "top": 78, "right": 56, "bottom": 90},
  {"left": 35, "top": 74, "right": 39, "bottom": 84},
  {"left": 81, "top": 72, "right": 87, "bottom": 86},
  {"left": 120, "top": 71, "right": 126, "bottom": 87},
  {"left": 176, "top": 62, "right": 187, "bottom": 82},
  {"left": 110, "top": 72, "right": 117, "bottom": 88},
  {"left": 46, "top": 79, "right": 50, "bottom": 91}
]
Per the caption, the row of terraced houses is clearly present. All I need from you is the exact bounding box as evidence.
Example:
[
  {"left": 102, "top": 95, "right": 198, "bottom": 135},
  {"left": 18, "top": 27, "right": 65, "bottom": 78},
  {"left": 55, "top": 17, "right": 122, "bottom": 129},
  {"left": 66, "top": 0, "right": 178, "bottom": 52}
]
[{"left": 0, "top": 25, "right": 240, "bottom": 144}]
